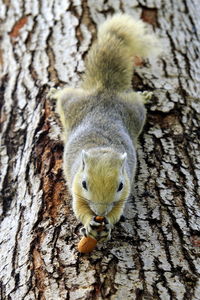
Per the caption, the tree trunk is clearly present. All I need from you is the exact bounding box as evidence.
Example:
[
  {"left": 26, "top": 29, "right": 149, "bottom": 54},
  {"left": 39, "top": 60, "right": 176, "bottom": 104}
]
[{"left": 0, "top": 0, "right": 199, "bottom": 299}]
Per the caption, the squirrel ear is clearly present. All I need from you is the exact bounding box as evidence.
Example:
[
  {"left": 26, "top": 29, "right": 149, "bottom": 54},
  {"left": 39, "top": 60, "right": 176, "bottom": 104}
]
[
  {"left": 120, "top": 152, "right": 127, "bottom": 161},
  {"left": 120, "top": 152, "right": 127, "bottom": 172},
  {"left": 81, "top": 150, "right": 88, "bottom": 170}
]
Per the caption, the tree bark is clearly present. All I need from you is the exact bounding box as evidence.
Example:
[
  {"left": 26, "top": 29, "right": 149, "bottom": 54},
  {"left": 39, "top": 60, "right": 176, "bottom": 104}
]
[{"left": 0, "top": 0, "right": 200, "bottom": 299}]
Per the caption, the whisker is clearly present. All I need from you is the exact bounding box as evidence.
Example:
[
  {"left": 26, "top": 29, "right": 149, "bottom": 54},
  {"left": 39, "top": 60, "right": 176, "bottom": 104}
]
[
  {"left": 74, "top": 192, "right": 133, "bottom": 205},
  {"left": 74, "top": 193, "right": 91, "bottom": 203}
]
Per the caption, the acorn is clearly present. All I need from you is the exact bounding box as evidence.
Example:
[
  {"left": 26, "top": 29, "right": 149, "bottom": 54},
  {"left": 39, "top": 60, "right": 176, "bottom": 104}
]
[{"left": 77, "top": 216, "right": 105, "bottom": 253}]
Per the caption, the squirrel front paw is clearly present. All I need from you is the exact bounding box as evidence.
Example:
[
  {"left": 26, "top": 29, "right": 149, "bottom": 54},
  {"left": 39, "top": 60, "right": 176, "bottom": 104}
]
[
  {"left": 98, "top": 218, "right": 112, "bottom": 242},
  {"left": 81, "top": 217, "right": 112, "bottom": 242}
]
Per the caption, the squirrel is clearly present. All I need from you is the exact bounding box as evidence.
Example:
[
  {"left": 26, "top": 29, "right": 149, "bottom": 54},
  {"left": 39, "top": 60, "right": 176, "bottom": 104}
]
[{"left": 48, "top": 14, "right": 160, "bottom": 242}]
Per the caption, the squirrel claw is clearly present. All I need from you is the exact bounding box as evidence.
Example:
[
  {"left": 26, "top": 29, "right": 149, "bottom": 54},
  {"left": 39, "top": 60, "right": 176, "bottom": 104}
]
[{"left": 80, "top": 227, "right": 87, "bottom": 237}]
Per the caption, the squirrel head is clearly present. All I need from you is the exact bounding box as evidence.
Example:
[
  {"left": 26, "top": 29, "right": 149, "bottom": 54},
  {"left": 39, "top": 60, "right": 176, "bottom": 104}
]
[{"left": 72, "top": 148, "right": 131, "bottom": 216}]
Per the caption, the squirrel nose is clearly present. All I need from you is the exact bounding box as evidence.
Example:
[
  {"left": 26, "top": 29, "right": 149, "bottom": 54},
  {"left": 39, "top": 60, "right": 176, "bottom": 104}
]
[
  {"left": 92, "top": 205, "right": 106, "bottom": 215},
  {"left": 90, "top": 203, "right": 113, "bottom": 215}
]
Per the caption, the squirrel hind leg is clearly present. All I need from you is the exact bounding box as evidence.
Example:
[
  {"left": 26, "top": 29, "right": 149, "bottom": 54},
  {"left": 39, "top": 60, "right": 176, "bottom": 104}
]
[
  {"left": 120, "top": 91, "right": 147, "bottom": 137},
  {"left": 139, "top": 91, "right": 153, "bottom": 103}
]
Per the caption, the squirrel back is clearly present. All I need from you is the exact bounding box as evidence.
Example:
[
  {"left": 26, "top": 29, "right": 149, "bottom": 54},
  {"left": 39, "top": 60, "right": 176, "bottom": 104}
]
[{"left": 81, "top": 14, "right": 160, "bottom": 92}]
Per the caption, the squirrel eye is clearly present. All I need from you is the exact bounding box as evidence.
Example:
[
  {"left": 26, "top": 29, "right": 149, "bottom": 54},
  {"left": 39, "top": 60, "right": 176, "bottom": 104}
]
[
  {"left": 82, "top": 180, "right": 88, "bottom": 190},
  {"left": 117, "top": 182, "right": 123, "bottom": 192}
]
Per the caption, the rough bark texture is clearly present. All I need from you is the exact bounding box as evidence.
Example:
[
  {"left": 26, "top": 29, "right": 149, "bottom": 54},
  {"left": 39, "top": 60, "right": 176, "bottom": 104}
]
[{"left": 0, "top": 0, "right": 200, "bottom": 299}]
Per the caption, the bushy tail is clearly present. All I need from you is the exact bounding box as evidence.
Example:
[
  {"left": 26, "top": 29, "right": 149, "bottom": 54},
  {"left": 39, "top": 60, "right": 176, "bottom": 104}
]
[{"left": 81, "top": 14, "right": 160, "bottom": 92}]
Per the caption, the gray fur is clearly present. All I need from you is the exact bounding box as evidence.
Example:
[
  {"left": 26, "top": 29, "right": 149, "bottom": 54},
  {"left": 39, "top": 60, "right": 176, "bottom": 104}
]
[{"left": 59, "top": 90, "right": 146, "bottom": 190}]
